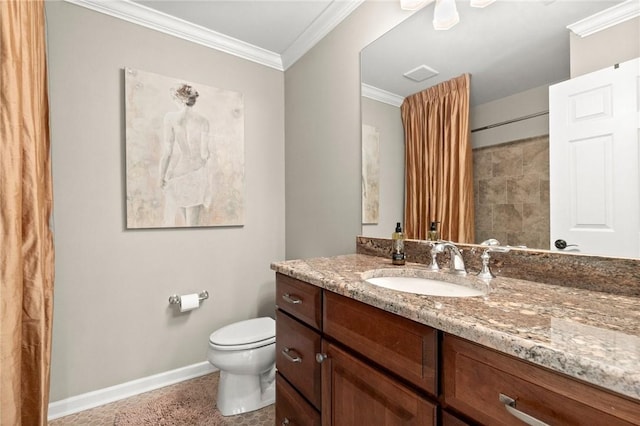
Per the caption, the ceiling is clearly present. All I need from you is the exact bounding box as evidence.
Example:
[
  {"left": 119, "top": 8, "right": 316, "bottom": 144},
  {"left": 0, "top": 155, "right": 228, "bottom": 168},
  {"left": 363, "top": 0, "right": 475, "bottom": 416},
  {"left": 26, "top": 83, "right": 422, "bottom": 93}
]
[
  {"left": 131, "top": 0, "right": 343, "bottom": 54},
  {"left": 361, "top": 0, "right": 626, "bottom": 106},
  {"left": 70, "top": 0, "right": 632, "bottom": 106}
]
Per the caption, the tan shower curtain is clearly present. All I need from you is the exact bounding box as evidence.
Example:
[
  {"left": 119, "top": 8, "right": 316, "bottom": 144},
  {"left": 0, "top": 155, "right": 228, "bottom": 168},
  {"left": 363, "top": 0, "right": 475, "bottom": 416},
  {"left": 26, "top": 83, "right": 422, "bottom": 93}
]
[
  {"left": 401, "top": 74, "right": 474, "bottom": 242},
  {"left": 1, "top": 0, "right": 55, "bottom": 424}
]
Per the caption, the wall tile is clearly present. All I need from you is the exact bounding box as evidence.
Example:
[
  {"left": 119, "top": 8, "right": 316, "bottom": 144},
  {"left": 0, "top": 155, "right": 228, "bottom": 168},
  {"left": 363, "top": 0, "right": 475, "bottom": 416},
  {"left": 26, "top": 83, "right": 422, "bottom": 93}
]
[
  {"left": 479, "top": 177, "right": 507, "bottom": 205},
  {"left": 473, "top": 136, "right": 550, "bottom": 249},
  {"left": 494, "top": 204, "right": 523, "bottom": 232},
  {"left": 492, "top": 145, "right": 523, "bottom": 177}
]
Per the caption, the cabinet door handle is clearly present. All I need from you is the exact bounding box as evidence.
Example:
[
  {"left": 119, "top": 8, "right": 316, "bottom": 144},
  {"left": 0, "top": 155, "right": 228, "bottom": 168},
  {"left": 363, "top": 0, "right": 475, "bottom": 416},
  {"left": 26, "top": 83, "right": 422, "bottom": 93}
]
[
  {"left": 282, "top": 293, "right": 302, "bottom": 304},
  {"left": 282, "top": 347, "right": 302, "bottom": 363},
  {"left": 499, "top": 393, "right": 549, "bottom": 426},
  {"left": 315, "top": 352, "right": 328, "bottom": 363},
  {"left": 281, "top": 418, "right": 290, "bottom": 426}
]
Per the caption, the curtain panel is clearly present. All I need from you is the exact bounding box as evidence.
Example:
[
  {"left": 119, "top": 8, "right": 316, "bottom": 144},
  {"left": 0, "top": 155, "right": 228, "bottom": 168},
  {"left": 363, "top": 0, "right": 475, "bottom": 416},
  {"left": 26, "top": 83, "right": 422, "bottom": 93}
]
[
  {"left": 1, "top": 0, "right": 55, "bottom": 424},
  {"left": 401, "top": 74, "right": 474, "bottom": 243}
]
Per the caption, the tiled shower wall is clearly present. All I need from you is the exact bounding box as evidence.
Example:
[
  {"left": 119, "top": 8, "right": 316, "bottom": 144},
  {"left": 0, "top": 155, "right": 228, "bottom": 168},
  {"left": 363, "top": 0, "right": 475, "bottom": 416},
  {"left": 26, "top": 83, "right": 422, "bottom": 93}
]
[{"left": 473, "top": 135, "right": 550, "bottom": 250}]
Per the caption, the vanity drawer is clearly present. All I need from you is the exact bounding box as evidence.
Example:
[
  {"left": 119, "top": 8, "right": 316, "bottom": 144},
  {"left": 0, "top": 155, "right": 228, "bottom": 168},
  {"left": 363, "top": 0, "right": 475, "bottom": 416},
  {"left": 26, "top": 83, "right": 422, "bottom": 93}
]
[
  {"left": 323, "top": 291, "right": 438, "bottom": 396},
  {"left": 276, "top": 273, "right": 322, "bottom": 330},
  {"left": 275, "top": 373, "right": 321, "bottom": 426},
  {"left": 443, "top": 334, "right": 640, "bottom": 426},
  {"left": 276, "top": 309, "right": 322, "bottom": 409}
]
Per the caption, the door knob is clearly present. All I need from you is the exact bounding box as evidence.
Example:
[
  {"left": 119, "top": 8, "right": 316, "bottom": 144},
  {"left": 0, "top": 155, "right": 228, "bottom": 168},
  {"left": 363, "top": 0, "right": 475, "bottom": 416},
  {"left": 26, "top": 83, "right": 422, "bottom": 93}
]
[
  {"left": 554, "top": 239, "right": 578, "bottom": 250},
  {"left": 315, "top": 353, "right": 328, "bottom": 363}
]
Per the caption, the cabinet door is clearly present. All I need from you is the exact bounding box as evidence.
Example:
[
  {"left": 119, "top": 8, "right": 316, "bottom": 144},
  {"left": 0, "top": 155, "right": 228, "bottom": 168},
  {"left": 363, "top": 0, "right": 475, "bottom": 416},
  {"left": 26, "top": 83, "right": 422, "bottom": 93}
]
[
  {"left": 276, "top": 373, "right": 321, "bottom": 426},
  {"left": 321, "top": 341, "right": 437, "bottom": 426}
]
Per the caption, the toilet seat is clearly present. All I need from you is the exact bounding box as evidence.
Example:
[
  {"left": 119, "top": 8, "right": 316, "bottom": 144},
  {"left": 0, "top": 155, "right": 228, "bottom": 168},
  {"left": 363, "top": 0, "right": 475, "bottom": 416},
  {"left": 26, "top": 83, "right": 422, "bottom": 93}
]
[{"left": 209, "top": 317, "right": 275, "bottom": 351}]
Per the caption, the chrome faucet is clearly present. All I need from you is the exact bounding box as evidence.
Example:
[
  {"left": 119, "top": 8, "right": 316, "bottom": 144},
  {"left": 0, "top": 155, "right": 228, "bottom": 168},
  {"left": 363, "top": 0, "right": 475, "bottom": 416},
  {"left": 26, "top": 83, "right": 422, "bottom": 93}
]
[
  {"left": 420, "top": 241, "right": 440, "bottom": 271},
  {"left": 433, "top": 241, "right": 467, "bottom": 275},
  {"left": 477, "top": 239, "right": 510, "bottom": 280}
]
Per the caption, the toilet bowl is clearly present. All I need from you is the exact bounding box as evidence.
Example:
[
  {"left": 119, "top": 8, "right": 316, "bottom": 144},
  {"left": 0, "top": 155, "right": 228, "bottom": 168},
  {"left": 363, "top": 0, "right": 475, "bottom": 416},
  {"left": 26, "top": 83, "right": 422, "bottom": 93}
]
[{"left": 207, "top": 317, "right": 276, "bottom": 416}]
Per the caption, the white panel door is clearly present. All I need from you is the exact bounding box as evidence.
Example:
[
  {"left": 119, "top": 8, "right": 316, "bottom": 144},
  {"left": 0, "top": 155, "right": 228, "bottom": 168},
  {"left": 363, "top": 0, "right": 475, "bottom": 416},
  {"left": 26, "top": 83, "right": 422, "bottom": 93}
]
[{"left": 549, "top": 57, "right": 639, "bottom": 258}]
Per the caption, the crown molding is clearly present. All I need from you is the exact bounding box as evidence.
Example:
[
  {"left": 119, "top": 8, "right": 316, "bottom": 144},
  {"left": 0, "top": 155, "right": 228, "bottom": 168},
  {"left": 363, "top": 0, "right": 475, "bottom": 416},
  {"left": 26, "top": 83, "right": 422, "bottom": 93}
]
[
  {"left": 361, "top": 84, "right": 404, "bottom": 107},
  {"left": 63, "top": 0, "right": 283, "bottom": 70},
  {"left": 281, "top": 0, "right": 365, "bottom": 70},
  {"left": 63, "top": 0, "right": 363, "bottom": 71},
  {"left": 567, "top": 0, "right": 640, "bottom": 37}
]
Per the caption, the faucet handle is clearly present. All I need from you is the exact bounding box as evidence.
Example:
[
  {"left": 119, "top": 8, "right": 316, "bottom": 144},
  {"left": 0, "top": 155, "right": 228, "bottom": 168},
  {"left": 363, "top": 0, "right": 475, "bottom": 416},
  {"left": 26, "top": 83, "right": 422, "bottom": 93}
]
[
  {"left": 429, "top": 247, "right": 440, "bottom": 271},
  {"left": 419, "top": 240, "right": 440, "bottom": 271},
  {"left": 477, "top": 246, "right": 510, "bottom": 279},
  {"left": 477, "top": 250, "right": 495, "bottom": 279},
  {"left": 480, "top": 238, "right": 501, "bottom": 246},
  {"left": 485, "top": 246, "right": 510, "bottom": 254}
]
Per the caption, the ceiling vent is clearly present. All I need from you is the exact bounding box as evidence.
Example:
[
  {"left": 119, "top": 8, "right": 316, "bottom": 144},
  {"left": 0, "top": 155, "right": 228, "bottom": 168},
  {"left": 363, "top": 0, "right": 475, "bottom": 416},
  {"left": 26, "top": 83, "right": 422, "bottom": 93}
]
[{"left": 403, "top": 65, "right": 439, "bottom": 82}]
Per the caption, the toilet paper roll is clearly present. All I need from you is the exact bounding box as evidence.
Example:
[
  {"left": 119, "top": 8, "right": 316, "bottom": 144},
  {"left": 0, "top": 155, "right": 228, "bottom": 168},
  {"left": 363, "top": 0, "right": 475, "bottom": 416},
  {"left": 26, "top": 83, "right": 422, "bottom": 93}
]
[{"left": 179, "top": 293, "right": 200, "bottom": 312}]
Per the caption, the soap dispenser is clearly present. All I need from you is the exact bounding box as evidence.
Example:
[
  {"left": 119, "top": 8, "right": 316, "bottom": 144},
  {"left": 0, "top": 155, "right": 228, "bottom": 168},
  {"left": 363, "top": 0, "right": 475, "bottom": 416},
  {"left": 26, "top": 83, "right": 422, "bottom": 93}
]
[
  {"left": 392, "top": 222, "right": 406, "bottom": 265},
  {"left": 428, "top": 221, "right": 440, "bottom": 241}
]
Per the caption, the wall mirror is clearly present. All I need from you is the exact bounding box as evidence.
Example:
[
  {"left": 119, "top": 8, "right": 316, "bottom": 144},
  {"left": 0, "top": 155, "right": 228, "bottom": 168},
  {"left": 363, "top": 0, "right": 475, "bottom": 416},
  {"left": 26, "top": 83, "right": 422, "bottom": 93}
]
[{"left": 360, "top": 0, "right": 636, "bottom": 258}]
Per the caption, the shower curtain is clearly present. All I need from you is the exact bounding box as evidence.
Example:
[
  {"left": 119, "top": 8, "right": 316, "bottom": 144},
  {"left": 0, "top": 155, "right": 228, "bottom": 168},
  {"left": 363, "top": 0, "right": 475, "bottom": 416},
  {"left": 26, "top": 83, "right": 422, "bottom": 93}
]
[
  {"left": 1, "top": 0, "right": 55, "bottom": 424},
  {"left": 401, "top": 74, "right": 474, "bottom": 242}
]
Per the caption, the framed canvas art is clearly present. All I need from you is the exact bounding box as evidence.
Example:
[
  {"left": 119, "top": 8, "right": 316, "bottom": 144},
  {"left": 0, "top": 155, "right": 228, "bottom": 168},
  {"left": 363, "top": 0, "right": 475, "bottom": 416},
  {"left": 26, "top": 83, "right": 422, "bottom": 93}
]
[
  {"left": 124, "top": 68, "right": 245, "bottom": 228},
  {"left": 362, "top": 123, "right": 380, "bottom": 224}
]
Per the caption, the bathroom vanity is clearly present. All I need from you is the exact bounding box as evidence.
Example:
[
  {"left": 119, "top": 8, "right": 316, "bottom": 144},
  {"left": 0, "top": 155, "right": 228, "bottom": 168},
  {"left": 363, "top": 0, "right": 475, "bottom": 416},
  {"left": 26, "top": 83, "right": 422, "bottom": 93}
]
[{"left": 272, "top": 252, "right": 640, "bottom": 425}]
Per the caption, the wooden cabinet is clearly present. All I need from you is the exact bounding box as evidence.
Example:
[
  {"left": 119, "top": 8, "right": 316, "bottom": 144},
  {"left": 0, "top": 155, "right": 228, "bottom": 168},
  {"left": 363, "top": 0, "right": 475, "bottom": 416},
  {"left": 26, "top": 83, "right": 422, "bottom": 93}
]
[
  {"left": 275, "top": 273, "right": 438, "bottom": 426},
  {"left": 321, "top": 341, "right": 437, "bottom": 426},
  {"left": 275, "top": 273, "right": 323, "bottom": 425},
  {"left": 442, "top": 334, "right": 640, "bottom": 426},
  {"left": 276, "top": 272, "right": 640, "bottom": 426}
]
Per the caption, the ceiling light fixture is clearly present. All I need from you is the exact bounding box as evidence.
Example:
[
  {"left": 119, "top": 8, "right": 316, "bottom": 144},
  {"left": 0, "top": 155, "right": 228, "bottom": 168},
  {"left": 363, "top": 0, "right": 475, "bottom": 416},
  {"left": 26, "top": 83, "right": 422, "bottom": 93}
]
[
  {"left": 400, "top": 0, "right": 431, "bottom": 11},
  {"left": 400, "top": 0, "right": 495, "bottom": 31},
  {"left": 433, "top": 0, "right": 459, "bottom": 30}
]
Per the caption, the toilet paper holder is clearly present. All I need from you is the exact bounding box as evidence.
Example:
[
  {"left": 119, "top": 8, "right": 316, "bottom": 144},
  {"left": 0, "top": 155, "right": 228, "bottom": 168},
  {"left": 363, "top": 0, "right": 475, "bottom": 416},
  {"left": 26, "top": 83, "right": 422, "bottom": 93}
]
[{"left": 168, "top": 290, "right": 209, "bottom": 306}]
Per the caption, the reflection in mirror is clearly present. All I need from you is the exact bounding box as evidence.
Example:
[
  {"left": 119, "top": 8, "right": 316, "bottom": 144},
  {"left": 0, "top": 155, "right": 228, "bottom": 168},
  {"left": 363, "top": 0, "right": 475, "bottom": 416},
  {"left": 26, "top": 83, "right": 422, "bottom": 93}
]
[{"left": 360, "top": 0, "right": 637, "bottom": 257}]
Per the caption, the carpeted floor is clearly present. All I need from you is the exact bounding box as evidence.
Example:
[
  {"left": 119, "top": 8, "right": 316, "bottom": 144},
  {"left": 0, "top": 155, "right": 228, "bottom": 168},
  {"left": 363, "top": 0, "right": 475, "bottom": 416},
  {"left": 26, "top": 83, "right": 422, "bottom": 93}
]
[{"left": 48, "top": 372, "right": 274, "bottom": 425}]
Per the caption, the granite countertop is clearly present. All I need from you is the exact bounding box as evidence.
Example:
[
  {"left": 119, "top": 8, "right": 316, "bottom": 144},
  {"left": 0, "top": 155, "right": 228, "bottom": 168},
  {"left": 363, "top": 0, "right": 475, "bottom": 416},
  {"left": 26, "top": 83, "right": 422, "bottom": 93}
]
[{"left": 271, "top": 253, "right": 640, "bottom": 401}]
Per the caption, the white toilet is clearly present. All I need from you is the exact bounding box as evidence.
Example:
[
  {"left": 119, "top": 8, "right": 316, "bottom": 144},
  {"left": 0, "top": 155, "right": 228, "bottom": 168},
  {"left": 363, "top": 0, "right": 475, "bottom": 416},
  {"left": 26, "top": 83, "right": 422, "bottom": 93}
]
[{"left": 207, "top": 317, "right": 276, "bottom": 416}]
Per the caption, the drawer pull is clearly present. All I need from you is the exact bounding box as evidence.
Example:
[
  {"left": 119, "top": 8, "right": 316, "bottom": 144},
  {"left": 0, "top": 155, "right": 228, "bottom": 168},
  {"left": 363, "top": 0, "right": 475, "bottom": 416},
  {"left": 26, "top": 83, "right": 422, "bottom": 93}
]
[
  {"left": 499, "top": 393, "right": 549, "bottom": 426},
  {"left": 315, "top": 352, "right": 328, "bottom": 363},
  {"left": 282, "top": 347, "right": 302, "bottom": 363},
  {"left": 282, "top": 293, "right": 302, "bottom": 304},
  {"left": 281, "top": 418, "right": 290, "bottom": 426}
]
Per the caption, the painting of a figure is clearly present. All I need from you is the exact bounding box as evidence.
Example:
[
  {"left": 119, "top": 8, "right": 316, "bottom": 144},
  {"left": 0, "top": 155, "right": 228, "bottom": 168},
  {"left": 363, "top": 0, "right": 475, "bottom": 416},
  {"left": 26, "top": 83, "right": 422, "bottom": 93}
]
[
  {"left": 125, "top": 68, "right": 244, "bottom": 228},
  {"left": 362, "top": 124, "right": 380, "bottom": 224}
]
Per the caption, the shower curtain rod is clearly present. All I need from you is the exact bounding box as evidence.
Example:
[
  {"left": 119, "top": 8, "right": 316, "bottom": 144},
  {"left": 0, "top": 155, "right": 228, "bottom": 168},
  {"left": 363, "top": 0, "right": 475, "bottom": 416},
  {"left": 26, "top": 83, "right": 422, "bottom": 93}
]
[{"left": 471, "top": 110, "right": 549, "bottom": 133}]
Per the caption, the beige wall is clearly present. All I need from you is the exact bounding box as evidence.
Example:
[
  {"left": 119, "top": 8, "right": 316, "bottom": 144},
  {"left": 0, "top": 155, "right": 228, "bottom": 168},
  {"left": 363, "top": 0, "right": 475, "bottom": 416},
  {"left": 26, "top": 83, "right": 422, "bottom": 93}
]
[
  {"left": 570, "top": 17, "right": 640, "bottom": 78},
  {"left": 470, "top": 85, "right": 549, "bottom": 149},
  {"left": 284, "top": 1, "right": 413, "bottom": 259},
  {"left": 46, "top": 2, "right": 285, "bottom": 401},
  {"left": 361, "top": 97, "right": 405, "bottom": 238}
]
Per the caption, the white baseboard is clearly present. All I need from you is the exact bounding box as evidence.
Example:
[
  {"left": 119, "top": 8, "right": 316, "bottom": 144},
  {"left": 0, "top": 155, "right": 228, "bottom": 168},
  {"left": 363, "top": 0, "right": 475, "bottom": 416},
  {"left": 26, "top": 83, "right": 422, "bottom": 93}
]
[{"left": 48, "top": 361, "right": 217, "bottom": 421}]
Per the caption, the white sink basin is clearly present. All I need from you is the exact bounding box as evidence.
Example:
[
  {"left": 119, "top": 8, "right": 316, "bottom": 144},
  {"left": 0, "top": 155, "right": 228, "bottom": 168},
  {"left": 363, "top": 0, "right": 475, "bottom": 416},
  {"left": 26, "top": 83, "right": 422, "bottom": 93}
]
[{"left": 362, "top": 269, "right": 486, "bottom": 297}]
